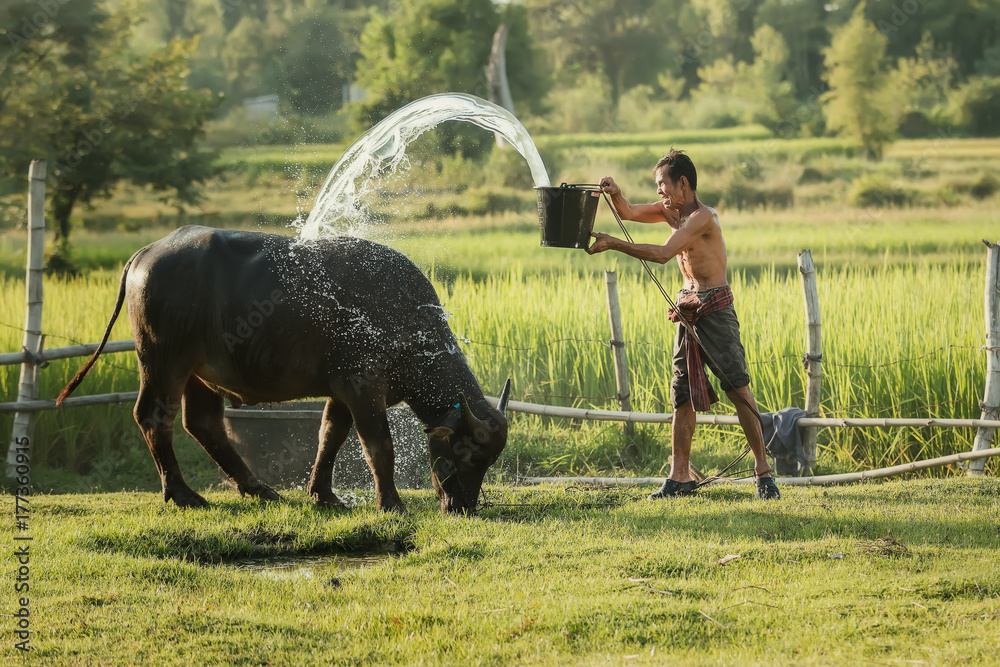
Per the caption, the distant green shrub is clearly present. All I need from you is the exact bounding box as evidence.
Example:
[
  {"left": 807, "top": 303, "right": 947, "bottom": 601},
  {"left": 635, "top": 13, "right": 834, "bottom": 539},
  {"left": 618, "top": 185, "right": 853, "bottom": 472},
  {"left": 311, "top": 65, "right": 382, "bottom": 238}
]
[
  {"left": 465, "top": 188, "right": 533, "bottom": 216},
  {"left": 616, "top": 85, "right": 683, "bottom": 133},
  {"left": 798, "top": 167, "right": 828, "bottom": 184},
  {"left": 684, "top": 93, "right": 750, "bottom": 129},
  {"left": 721, "top": 182, "right": 794, "bottom": 210},
  {"left": 897, "top": 110, "right": 938, "bottom": 138},
  {"left": 484, "top": 147, "right": 537, "bottom": 189},
  {"left": 422, "top": 201, "right": 469, "bottom": 219},
  {"left": 701, "top": 180, "right": 794, "bottom": 210},
  {"left": 949, "top": 172, "right": 998, "bottom": 200},
  {"left": 970, "top": 172, "right": 999, "bottom": 199},
  {"left": 542, "top": 77, "right": 615, "bottom": 134},
  {"left": 924, "top": 185, "right": 962, "bottom": 207},
  {"left": 620, "top": 149, "right": 660, "bottom": 171},
  {"left": 848, "top": 173, "right": 914, "bottom": 207}
]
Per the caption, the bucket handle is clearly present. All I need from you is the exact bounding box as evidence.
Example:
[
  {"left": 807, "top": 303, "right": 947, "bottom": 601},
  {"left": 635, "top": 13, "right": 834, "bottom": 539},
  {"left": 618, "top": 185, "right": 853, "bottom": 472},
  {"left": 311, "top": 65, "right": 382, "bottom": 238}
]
[{"left": 534, "top": 183, "right": 604, "bottom": 191}]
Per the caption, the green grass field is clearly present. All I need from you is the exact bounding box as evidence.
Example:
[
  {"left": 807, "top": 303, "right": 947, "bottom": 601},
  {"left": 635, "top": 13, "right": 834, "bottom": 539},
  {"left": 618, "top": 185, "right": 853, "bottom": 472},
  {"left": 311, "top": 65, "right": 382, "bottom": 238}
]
[{"left": 4, "top": 480, "right": 999, "bottom": 664}]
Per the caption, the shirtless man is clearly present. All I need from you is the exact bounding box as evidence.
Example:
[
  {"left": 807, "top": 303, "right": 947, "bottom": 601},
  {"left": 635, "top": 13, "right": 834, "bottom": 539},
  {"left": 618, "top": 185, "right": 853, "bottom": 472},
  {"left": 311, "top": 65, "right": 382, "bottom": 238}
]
[{"left": 586, "top": 149, "right": 780, "bottom": 500}]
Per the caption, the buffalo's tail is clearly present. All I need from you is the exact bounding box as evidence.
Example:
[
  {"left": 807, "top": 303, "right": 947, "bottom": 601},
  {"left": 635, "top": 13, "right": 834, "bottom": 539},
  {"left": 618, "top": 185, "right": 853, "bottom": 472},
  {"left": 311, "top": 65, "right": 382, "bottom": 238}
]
[{"left": 56, "top": 249, "right": 145, "bottom": 406}]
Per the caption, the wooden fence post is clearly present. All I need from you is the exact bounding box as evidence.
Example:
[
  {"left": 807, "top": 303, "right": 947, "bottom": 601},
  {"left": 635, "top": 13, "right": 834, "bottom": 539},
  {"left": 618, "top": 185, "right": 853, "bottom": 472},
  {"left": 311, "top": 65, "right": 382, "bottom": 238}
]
[
  {"left": 604, "top": 271, "right": 633, "bottom": 437},
  {"left": 6, "top": 160, "right": 46, "bottom": 478},
  {"left": 968, "top": 239, "right": 1000, "bottom": 476},
  {"left": 798, "top": 250, "right": 822, "bottom": 476}
]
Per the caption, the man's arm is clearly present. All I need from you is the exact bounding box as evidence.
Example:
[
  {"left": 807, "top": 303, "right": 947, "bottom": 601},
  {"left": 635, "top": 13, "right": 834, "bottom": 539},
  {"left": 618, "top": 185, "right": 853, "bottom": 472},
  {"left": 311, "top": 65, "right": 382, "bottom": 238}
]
[
  {"left": 599, "top": 177, "right": 669, "bottom": 224},
  {"left": 587, "top": 209, "right": 714, "bottom": 263}
]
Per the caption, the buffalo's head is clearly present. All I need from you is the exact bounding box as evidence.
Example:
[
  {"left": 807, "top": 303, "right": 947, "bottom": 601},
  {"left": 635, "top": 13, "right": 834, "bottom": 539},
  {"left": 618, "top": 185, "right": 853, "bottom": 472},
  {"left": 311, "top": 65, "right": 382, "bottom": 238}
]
[{"left": 426, "top": 379, "right": 511, "bottom": 514}]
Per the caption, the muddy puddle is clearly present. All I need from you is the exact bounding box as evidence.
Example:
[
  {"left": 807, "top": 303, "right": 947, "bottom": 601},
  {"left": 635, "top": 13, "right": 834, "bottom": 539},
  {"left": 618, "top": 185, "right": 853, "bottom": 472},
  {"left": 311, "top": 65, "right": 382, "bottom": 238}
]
[{"left": 223, "top": 552, "right": 396, "bottom": 581}]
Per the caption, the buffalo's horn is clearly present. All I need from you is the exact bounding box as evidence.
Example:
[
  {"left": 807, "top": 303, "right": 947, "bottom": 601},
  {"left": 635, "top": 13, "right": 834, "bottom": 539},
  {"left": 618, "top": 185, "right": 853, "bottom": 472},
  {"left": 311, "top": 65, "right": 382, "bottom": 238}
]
[
  {"left": 497, "top": 378, "right": 512, "bottom": 416},
  {"left": 458, "top": 392, "right": 490, "bottom": 434}
]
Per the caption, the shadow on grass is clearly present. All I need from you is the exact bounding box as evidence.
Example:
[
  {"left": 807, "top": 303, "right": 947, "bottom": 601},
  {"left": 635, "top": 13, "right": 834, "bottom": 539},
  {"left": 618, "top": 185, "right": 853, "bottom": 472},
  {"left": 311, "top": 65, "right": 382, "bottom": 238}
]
[
  {"left": 478, "top": 478, "right": 1000, "bottom": 550},
  {"left": 72, "top": 492, "right": 419, "bottom": 564}
]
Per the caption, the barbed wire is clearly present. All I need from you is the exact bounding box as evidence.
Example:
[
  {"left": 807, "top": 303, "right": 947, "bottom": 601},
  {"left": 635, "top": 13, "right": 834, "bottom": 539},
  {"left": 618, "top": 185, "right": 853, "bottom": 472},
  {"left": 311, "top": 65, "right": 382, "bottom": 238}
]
[
  {"left": 458, "top": 336, "right": 612, "bottom": 351},
  {"left": 820, "top": 345, "right": 982, "bottom": 369},
  {"left": 0, "top": 320, "right": 138, "bottom": 376}
]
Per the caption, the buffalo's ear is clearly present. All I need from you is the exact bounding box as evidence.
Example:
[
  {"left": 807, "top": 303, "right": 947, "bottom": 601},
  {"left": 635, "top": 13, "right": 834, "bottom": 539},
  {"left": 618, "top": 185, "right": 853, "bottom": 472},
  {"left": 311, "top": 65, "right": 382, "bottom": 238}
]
[{"left": 425, "top": 426, "right": 455, "bottom": 439}]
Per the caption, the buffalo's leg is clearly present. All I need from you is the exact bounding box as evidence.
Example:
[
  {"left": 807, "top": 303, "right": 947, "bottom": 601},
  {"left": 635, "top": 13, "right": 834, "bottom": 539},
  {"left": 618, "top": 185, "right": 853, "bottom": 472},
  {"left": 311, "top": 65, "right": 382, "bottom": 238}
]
[
  {"left": 306, "top": 398, "right": 354, "bottom": 508},
  {"left": 181, "top": 376, "right": 280, "bottom": 502},
  {"left": 134, "top": 376, "right": 207, "bottom": 508},
  {"left": 351, "top": 404, "right": 404, "bottom": 513}
]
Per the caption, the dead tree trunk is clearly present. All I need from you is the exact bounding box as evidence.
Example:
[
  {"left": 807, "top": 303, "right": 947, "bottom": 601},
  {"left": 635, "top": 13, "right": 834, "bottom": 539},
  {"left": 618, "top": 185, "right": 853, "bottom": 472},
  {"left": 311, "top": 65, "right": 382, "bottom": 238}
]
[
  {"left": 6, "top": 160, "right": 46, "bottom": 478},
  {"left": 486, "top": 24, "right": 514, "bottom": 148}
]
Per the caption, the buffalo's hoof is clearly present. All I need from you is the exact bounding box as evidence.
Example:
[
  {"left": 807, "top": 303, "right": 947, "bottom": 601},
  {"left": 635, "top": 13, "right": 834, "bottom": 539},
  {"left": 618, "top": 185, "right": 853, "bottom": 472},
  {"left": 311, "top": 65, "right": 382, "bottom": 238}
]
[
  {"left": 376, "top": 500, "right": 407, "bottom": 515},
  {"left": 310, "top": 490, "right": 348, "bottom": 509},
  {"left": 165, "top": 486, "right": 209, "bottom": 508},
  {"left": 240, "top": 482, "right": 281, "bottom": 502}
]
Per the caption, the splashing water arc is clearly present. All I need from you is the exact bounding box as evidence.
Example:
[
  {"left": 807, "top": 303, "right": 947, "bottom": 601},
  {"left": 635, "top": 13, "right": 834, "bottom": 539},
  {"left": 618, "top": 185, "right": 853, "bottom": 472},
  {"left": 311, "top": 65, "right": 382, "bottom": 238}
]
[{"left": 298, "top": 93, "right": 550, "bottom": 239}]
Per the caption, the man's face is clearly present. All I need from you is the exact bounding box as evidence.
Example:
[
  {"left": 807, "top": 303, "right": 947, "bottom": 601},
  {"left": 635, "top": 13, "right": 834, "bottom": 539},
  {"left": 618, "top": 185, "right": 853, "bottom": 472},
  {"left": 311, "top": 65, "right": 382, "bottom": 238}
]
[{"left": 655, "top": 167, "right": 683, "bottom": 210}]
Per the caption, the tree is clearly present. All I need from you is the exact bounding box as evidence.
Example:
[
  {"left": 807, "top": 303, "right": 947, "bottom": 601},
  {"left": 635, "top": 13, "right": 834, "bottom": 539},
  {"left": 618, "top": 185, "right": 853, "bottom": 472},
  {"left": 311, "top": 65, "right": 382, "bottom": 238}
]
[
  {"left": 528, "top": 0, "right": 676, "bottom": 111},
  {"left": 687, "top": 24, "right": 794, "bottom": 131},
  {"left": 352, "top": 0, "right": 549, "bottom": 154},
  {"left": 755, "top": 0, "right": 829, "bottom": 99},
  {"left": 821, "top": 2, "right": 899, "bottom": 160},
  {"left": 271, "top": 7, "right": 360, "bottom": 115},
  {"left": 0, "top": 0, "right": 219, "bottom": 263},
  {"left": 893, "top": 32, "right": 957, "bottom": 136},
  {"left": 869, "top": 0, "right": 1000, "bottom": 80},
  {"left": 745, "top": 24, "right": 796, "bottom": 131},
  {"left": 134, "top": 0, "right": 369, "bottom": 116}
]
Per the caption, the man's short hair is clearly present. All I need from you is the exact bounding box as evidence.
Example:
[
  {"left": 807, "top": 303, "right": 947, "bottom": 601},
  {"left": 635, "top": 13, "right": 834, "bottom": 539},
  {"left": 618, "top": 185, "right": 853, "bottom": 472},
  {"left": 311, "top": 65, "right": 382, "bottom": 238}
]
[{"left": 655, "top": 149, "right": 697, "bottom": 191}]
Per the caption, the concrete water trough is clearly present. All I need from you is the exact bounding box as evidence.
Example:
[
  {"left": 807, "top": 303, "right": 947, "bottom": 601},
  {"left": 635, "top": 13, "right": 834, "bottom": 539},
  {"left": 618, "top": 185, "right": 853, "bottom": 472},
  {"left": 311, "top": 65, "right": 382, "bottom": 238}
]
[{"left": 223, "top": 402, "right": 429, "bottom": 490}]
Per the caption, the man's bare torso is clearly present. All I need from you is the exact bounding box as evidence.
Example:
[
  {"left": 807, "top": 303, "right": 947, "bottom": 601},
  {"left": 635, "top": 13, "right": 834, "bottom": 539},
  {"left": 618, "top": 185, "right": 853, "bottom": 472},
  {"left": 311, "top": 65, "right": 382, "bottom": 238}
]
[{"left": 669, "top": 204, "right": 728, "bottom": 291}]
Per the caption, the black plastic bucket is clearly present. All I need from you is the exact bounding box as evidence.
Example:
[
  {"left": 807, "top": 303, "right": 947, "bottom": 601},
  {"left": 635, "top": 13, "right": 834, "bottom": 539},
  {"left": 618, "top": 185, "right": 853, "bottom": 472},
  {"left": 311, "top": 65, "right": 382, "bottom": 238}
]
[{"left": 536, "top": 184, "right": 602, "bottom": 249}]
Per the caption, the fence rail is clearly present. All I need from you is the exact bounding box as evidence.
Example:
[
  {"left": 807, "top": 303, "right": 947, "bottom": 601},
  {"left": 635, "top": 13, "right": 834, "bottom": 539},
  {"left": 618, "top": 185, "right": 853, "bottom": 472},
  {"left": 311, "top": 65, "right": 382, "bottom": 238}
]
[
  {"left": 484, "top": 397, "right": 1000, "bottom": 430},
  {"left": 0, "top": 392, "right": 139, "bottom": 415},
  {"left": 0, "top": 340, "right": 136, "bottom": 367}
]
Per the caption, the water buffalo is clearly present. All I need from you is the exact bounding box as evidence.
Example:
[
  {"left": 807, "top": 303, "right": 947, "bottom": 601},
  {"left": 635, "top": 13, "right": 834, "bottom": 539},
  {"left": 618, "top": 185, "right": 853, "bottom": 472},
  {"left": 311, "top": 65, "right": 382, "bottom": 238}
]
[{"left": 58, "top": 226, "right": 511, "bottom": 514}]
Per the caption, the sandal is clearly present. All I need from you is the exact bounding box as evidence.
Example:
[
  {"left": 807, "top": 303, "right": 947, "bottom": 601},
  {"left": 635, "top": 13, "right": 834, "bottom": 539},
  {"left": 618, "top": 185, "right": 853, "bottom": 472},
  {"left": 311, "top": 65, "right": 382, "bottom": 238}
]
[
  {"left": 755, "top": 475, "right": 781, "bottom": 500},
  {"left": 649, "top": 479, "right": 699, "bottom": 499}
]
